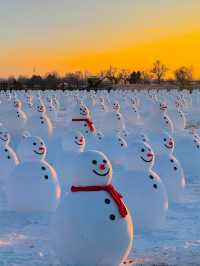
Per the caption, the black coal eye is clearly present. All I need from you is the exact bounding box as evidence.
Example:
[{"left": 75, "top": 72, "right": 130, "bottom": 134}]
[
  {"left": 121, "top": 144, "right": 123, "bottom": 147},
  {"left": 92, "top": 160, "right": 97, "bottom": 165},
  {"left": 33, "top": 142, "right": 37, "bottom": 146},
  {"left": 164, "top": 138, "right": 167, "bottom": 142},
  {"left": 141, "top": 148, "right": 145, "bottom": 152},
  {"left": 103, "top": 159, "right": 107, "bottom": 164},
  {"left": 40, "top": 142, "right": 43, "bottom": 145},
  {"left": 75, "top": 136, "right": 78, "bottom": 139}
]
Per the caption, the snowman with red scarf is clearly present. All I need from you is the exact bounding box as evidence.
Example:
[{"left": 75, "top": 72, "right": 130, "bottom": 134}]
[
  {"left": 51, "top": 150, "right": 133, "bottom": 266},
  {"left": 70, "top": 103, "right": 96, "bottom": 139}
]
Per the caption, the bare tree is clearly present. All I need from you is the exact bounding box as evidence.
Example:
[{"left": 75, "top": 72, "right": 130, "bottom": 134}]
[
  {"left": 151, "top": 60, "right": 168, "bottom": 83},
  {"left": 174, "top": 66, "right": 193, "bottom": 87},
  {"left": 141, "top": 71, "right": 153, "bottom": 84},
  {"left": 120, "top": 69, "right": 131, "bottom": 85},
  {"left": 106, "top": 66, "right": 123, "bottom": 85}
]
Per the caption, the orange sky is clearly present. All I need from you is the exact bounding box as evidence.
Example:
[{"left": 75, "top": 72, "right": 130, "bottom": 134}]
[{"left": 0, "top": 0, "right": 200, "bottom": 78}]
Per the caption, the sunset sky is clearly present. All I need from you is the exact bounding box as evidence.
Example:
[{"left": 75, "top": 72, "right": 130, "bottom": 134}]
[{"left": 0, "top": 0, "right": 200, "bottom": 78}]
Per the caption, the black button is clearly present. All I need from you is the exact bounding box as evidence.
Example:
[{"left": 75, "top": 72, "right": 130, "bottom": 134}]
[
  {"left": 7, "top": 156, "right": 10, "bottom": 159},
  {"left": 105, "top": 199, "right": 110, "bottom": 204},
  {"left": 149, "top": 175, "right": 154, "bottom": 179},
  {"left": 174, "top": 167, "right": 177, "bottom": 171},
  {"left": 153, "top": 184, "right": 158, "bottom": 189},
  {"left": 166, "top": 121, "right": 169, "bottom": 124},
  {"left": 41, "top": 121, "right": 44, "bottom": 124},
  {"left": 85, "top": 130, "right": 88, "bottom": 134},
  {"left": 170, "top": 159, "right": 174, "bottom": 163},
  {"left": 41, "top": 166, "right": 46, "bottom": 170},
  {"left": 44, "top": 175, "right": 48, "bottom": 179},
  {"left": 4, "top": 149, "right": 8, "bottom": 152},
  {"left": 109, "top": 214, "right": 116, "bottom": 220},
  {"left": 84, "top": 124, "right": 87, "bottom": 127}
]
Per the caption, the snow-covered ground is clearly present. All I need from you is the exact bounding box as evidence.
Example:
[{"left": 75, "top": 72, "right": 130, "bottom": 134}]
[{"left": 0, "top": 171, "right": 200, "bottom": 266}]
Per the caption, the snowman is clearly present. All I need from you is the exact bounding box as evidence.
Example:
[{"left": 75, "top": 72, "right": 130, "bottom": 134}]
[
  {"left": 101, "top": 108, "right": 126, "bottom": 136},
  {"left": 150, "top": 132, "right": 186, "bottom": 203},
  {"left": 114, "top": 141, "right": 168, "bottom": 232},
  {"left": 0, "top": 125, "right": 19, "bottom": 182},
  {"left": 1, "top": 98, "right": 28, "bottom": 149},
  {"left": 26, "top": 99, "right": 53, "bottom": 140},
  {"left": 97, "top": 135, "right": 128, "bottom": 167},
  {"left": 6, "top": 135, "right": 61, "bottom": 212},
  {"left": 174, "top": 133, "right": 200, "bottom": 180},
  {"left": 143, "top": 101, "right": 174, "bottom": 135},
  {"left": 70, "top": 103, "right": 96, "bottom": 138},
  {"left": 51, "top": 150, "right": 133, "bottom": 266},
  {"left": 49, "top": 130, "right": 86, "bottom": 193},
  {"left": 86, "top": 131, "right": 105, "bottom": 150}
]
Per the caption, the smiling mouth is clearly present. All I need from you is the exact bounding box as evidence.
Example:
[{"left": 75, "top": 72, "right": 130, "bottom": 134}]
[
  {"left": 34, "top": 150, "right": 45, "bottom": 155},
  {"left": 160, "top": 106, "right": 167, "bottom": 110},
  {"left": 141, "top": 156, "right": 153, "bottom": 163},
  {"left": 164, "top": 144, "right": 173, "bottom": 149},
  {"left": 93, "top": 169, "right": 110, "bottom": 176},
  {"left": 0, "top": 137, "right": 8, "bottom": 141},
  {"left": 75, "top": 141, "right": 83, "bottom": 146}
]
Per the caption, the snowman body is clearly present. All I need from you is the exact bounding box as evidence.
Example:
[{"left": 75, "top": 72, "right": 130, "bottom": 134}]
[
  {"left": 0, "top": 145, "right": 19, "bottom": 181},
  {"left": 53, "top": 191, "right": 133, "bottom": 266},
  {"left": 174, "top": 133, "right": 200, "bottom": 179},
  {"left": 6, "top": 135, "right": 61, "bottom": 212},
  {"left": 154, "top": 154, "right": 185, "bottom": 203},
  {"left": 26, "top": 114, "right": 53, "bottom": 140},
  {"left": 102, "top": 111, "right": 125, "bottom": 136},
  {"left": 51, "top": 150, "right": 133, "bottom": 266},
  {"left": 6, "top": 160, "right": 60, "bottom": 212}
]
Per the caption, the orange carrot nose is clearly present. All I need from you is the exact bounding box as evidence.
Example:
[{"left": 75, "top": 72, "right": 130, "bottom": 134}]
[
  {"left": 147, "top": 153, "right": 153, "bottom": 157},
  {"left": 99, "top": 164, "right": 106, "bottom": 171},
  {"left": 39, "top": 147, "right": 44, "bottom": 152},
  {"left": 169, "top": 141, "right": 173, "bottom": 146}
]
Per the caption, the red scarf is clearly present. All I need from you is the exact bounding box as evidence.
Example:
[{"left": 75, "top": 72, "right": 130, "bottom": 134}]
[
  {"left": 71, "top": 184, "right": 128, "bottom": 218},
  {"left": 72, "top": 117, "right": 96, "bottom": 132}
]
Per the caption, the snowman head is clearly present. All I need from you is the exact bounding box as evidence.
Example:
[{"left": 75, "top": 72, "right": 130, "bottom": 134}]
[
  {"left": 149, "top": 132, "right": 174, "bottom": 155},
  {"left": 62, "top": 131, "right": 85, "bottom": 152},
  {"left": 73, "top": 150, "right": 112, "bottom": 186},
  {"left": 162, "top": 133, "right": 174, "bottom": 153},
  {"left": 123, "top": 141, "right": 154, "bottom": 171},
  {"left": 73, "top": 103, "right": 90, "bottom": 117},
  {"left": 13, "top": 99, "right": 22, "bottom": 109},
  {"left": 0, "top": 126, "right": 10, "bottom": 146},
  {"left": 37, "top": 103, "right": 46, "bottom": 114},
  {"left": 159, "top": 102, "right": 168, "bottom": 112},
  {"left": 17, "top": 136, "right": 47, "bottom": 161},
  {"left": 112, "top": 101, "right": 120, "bottom": 112}
]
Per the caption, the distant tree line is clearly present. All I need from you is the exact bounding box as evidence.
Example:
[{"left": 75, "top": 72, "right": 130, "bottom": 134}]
[{"left": 1, "top": 60, "right": 196, "bottom": 90}]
